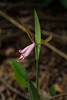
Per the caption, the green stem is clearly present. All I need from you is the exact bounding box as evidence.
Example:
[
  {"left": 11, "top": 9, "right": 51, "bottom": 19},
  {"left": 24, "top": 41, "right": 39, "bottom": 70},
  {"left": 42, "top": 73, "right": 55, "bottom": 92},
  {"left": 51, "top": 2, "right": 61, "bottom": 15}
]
[{"left": 36, "top": 59, "right": 38, "bottom": 92}]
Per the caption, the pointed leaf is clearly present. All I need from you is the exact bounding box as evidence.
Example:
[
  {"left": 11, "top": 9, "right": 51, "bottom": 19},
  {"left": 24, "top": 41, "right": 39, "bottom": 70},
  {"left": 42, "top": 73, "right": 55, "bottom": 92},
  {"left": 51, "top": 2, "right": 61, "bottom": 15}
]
[
  {"left": 49, "top": 86, "right": 56, "bottom": 97},
  {"left": 28, "top": 81, "right": 40, "bottom": 100},
  {"left": 34, "top": 10, "right": 41, "bottom": 60},
  {"left": 11, "top": 60, "right": 28, "bottom": 88}
]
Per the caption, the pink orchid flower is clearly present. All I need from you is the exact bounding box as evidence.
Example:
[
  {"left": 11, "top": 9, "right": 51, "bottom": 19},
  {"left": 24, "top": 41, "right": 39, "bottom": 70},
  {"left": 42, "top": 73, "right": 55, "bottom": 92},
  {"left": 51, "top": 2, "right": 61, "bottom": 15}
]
[
  {"left": 17, "top": 17, "right": 52, "bottom": 61},
  {"left": 17, "top": 43, "right": 35, "bottom": 61}
]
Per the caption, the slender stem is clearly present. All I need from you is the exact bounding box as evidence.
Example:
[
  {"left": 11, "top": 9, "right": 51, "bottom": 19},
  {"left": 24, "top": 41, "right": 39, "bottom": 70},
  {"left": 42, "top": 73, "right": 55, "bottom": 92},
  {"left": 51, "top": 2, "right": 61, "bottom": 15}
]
[{"left": 36, "top": 59, "right": 39, "bottom": 92}]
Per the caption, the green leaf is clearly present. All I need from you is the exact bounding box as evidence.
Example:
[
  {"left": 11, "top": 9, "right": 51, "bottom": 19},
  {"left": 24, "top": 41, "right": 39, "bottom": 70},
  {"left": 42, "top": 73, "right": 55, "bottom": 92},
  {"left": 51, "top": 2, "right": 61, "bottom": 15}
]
[
  {"left": 11, "top": 60, "right": 28, "bottom": 88},
  {"left": 28, "top": 81, "right": 40, "bottom": 100},
  {"left": 49, "top": 86, "right": 56, "bottom": 97},
  {"left": 34, "top": 10, "right": 41, "bottom": 60},
  {"left": 59, "top": 0, "right": 67, "bottom": 9},
  {"left": 14, "top": 72, "right": 28, "bottom": 88}
]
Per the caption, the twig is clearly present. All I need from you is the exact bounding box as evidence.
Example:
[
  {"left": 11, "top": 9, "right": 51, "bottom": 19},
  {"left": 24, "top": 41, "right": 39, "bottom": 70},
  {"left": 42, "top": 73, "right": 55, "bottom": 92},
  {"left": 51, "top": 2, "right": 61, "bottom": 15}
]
[
  {"left": 48, "top": 93, "right": 67, "bottom": 100},
  {"left": 0, "top": 78, "right": 29, "bottom": 100},
  {"left": 45, "top": 43, "right": 67, "bottom": 60},
  {"left": 0, "top": 11, "right": 27, "bottom": 32},
  {"left": 0, "top": 11, "right": 67, "bottom": 60}
]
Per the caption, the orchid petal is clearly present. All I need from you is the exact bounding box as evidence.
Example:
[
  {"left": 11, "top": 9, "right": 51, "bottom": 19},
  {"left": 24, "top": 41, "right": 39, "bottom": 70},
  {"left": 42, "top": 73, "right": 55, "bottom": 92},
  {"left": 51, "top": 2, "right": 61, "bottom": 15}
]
[
  {"left": 19, "top": 44, "right": 35, "bottom": 54},
  {"left": 24, "top": 43, "right": 35, "bottom": 57}
]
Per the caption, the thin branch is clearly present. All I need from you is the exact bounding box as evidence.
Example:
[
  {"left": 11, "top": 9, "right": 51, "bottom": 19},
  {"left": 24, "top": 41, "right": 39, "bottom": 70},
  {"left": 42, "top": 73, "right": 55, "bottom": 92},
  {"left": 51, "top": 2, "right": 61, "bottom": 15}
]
[
  {"left": 0, "top": 11, "right": 26, "bottom": 33},
  {"left": 45, "top": 43, "right": 67, "bottom": 60},
  {"left": 48, "top": 93, "right": 67, "bottom": 100},
  {"left": 0, "top": 78, "right": 29, "bottom": 100}
]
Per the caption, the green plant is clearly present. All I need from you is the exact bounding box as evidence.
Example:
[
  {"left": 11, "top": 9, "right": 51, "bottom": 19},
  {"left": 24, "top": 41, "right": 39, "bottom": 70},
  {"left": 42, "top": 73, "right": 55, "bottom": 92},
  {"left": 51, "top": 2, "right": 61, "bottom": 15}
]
[
  {"left": 49, "top": 86, "right": 56, "bottom": 97},
  {"left": 12, "top": 10, "right": 52, "bottom": 100}
]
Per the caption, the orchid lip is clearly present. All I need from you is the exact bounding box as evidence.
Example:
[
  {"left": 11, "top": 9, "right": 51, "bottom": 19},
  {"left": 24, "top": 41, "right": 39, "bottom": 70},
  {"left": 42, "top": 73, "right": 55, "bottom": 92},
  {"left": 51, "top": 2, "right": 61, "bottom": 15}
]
[
  {"left": 17, "top": 55, "right": 25, "bottom": 61},
  {"left": 19, "top": 56, "right": 23, "bottom": 59}
]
